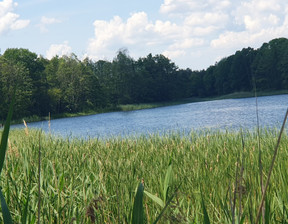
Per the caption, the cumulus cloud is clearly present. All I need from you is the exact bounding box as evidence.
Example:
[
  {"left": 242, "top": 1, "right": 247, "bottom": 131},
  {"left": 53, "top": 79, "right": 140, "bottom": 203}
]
[
  {"left": 38, "top": 16, "right": 61, "bottom": 32},
  {"left": 212, "top": 0, "right": 288, "bottom": 53},
  {"left": 0, "top": 0, "right": 30, "bottom": 35},
  {"left": 87, "top": 12, "right": 186, "bottom": 60},
  {"left": 86, "top": 0, "right": 288, "bottom": 69},
  {"left": 87, "top": 11, "right": 208, "bottom": 63},
  {"left": 162, "top": 49, "right": 186, "bottom": 58},
  {"left": 46, "top": 41, "right": 72, "bottom": 59}
]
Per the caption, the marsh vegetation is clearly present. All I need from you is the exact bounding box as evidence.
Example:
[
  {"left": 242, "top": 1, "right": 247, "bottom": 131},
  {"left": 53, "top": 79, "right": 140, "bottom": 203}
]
[{"left": 0, "top": 122, "right": 287, "bottom": 223}]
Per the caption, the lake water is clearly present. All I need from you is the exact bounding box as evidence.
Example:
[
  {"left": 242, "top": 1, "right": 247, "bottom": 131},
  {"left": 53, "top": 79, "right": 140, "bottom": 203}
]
[{"left": 12, "top": 94, "right": 288, "bottom": 139}]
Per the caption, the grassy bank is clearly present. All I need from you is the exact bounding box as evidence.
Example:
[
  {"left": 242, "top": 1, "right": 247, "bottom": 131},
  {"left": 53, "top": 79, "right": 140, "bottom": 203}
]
[{"left": 1, "top": 127, "right": 288, "bottom": 223}]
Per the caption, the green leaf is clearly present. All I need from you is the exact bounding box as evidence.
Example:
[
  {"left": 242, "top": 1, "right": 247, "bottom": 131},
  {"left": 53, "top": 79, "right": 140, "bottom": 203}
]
[
  {"left": 201, "top": 193, "right": 210, "bottom": 224},
  {"left": 0, "top": 94, "right": 15, "bottom": 175},
  {"left": 153, "top": 182, "right": 182, "bottom": 224},
  {"left": 144, "top": 190, "right": 164, "bottom": 208},
  {"left": 163, "top": 164, "right": 172, "bottom": 203},
  {"left": 59, "top": 173, "right": 65, "bottom": 192},
  {"left": 0, "top": 189, "right": 13, "bottom": 224},
  {"left": 132, "top": 182, "right": 144, "bottom": 224},
  {"left": 0, "top": 94, "right": 15, "bottom": 223},
  {"left": 265, "top": 197, "right": 271, "bottom": 224},
  {"left": 239, "top": 213, "right": 246, "bottom": 224},
  {"left": 21, "top": 174, "right": 32, "bottom": 224}
]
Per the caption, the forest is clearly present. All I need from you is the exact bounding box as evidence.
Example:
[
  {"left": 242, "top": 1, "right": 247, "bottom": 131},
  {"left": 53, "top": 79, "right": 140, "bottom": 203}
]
[{"left": 0, "top": 37, "right": 288, "bottom": 120}]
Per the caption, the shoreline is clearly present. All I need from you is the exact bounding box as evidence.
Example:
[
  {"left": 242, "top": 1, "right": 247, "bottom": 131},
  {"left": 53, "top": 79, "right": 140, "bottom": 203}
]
[{"left": 11, "top": 89, "right": 288, "bottom": 125}]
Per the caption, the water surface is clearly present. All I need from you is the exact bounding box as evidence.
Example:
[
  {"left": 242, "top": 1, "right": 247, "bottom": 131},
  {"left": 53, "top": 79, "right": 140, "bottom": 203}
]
[{"left": 12, "top": 94, "right": 288, "bottom": 139}]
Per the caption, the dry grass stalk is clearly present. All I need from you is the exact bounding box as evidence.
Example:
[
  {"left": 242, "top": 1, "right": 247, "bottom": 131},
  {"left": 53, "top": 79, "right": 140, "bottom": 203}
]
[
  {"left": 253, "top": 81, "right": 265, "bottom": 222},
  {"left": 23, "top": 119, "right": 29, "bottom": 136},
  {"left": 255, "top": 108, "right": 288, "bottom": 223}
]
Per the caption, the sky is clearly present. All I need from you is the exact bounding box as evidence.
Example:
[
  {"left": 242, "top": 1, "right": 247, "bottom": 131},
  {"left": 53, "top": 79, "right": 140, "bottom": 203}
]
[{"left": 1, "top": 0, "right": 288, "bottom": 70}]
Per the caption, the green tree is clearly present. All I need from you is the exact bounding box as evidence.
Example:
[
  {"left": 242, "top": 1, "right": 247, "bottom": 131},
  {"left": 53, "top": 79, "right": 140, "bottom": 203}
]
[
  {"left": 214, "top": 56, "right": 233, "bottom": 95},
  {"left": 136, "top": 54, "right": 178, "bottom": 102},
  {"left": 229, "top": 47, "right": 255, "bottom": 91},
  {"left": 112, "top": 49, "right": 136, "bottom": 104},
  {"left": 273, "top": 38, "right": 288, "bottom": 89},
  {"left": 45, "top": 56, "right": 62, "bottom": 114},
  {"left": 93, "top": 60, "right": 115, "bottom": 107},
  {"left": 56, "top": 54, "right": 83, "bottom": 113},
  {"left": 0, "top": 58, "right": 33, "bottom": 119},
  {"left": 202, "top": 65, "right": 216, "bottom": 97},
  {"left": 252, "top": 40, "right": 279, "bottom": 90},
  {"left": 2, "top": 48, "right": 49, "bottom": 116},
  {"left": 81, "top": 58, "right": 107, "bottom": 109}
]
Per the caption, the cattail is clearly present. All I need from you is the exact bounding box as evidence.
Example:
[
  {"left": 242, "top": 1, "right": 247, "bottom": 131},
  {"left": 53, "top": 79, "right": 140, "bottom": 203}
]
[{"left": 23, "top": 119, "right": 29, "bottom": 136}]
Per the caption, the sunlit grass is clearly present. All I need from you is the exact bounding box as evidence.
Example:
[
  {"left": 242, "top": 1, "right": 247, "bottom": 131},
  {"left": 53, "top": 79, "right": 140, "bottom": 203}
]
[{"left": 0, "top": 127, "right": 287, "bottom": 223}]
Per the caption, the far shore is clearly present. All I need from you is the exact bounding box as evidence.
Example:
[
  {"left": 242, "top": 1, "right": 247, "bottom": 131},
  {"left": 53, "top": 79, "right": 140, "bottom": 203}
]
[{"left": 11, "top": 89, "right": 288, "bottom": 125}]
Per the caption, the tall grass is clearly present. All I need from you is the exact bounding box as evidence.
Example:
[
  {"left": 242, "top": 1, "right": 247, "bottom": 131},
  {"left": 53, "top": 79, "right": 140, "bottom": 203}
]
[
  {"left": 0, "top": 126, "right": 287, "bottom": 223},
  {"left": 0, "top": 94, "right": 14, "bottom": 224}
]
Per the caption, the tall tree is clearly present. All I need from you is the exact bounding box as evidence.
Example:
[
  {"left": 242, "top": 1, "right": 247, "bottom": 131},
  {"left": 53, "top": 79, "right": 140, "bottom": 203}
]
[
  {"left": 112, "top": 49, "right": 136, "bottom": 104},
  {"left": 252, "top": 40, "right": 279, "bottom": 90},
  {"left": 0, "top": 57, "right": 33, "bottom": 119},
  {"left": 56, "top": 54, "right": 83, "bottom": 113},
  {"left": 2, "top": 48, "right": 49, "bottom": 116},
  {"left": 229, "top": 47, "right": 255, "bottom": 91},
  {"left": 81, "top": 58, "right": 107, "bottom": 109}
]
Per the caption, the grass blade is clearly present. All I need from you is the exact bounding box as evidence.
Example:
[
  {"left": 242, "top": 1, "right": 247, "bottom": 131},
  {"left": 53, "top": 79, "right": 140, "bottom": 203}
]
[
  {"left": 163, "top": 164, "right": 172, "bottom": 203},
  {"left": 0, "top": 94, "right": 15, "bottom": 223},
  {"left": 132, "top": 182, "right": 144, "bottom": 224},
  {"left": 144, "top": 191, "right": 164, "bottom": 208},
  {"left": 0, "top": 95, "right": 15, "bottom": 175},
  {"left": 38, "top": 131, "right": 41, "bottom": 224},
  {"left": 253, "top": 77, "right": 265, "bottom": 222},
  {"left": 21, "top": 174, "right": 32, "bottom": 224},
  {"left": 153, "top": 182, "right": 182, "bottom": 224},
  {"left": 256, "top": 108, "right": 288, "bottom": 223},
  {"left": 201, "top": 191, "right": 211, "bottom": 224},
  {"left": 0, "top": 188, "right": 13, "bottom": 224}
]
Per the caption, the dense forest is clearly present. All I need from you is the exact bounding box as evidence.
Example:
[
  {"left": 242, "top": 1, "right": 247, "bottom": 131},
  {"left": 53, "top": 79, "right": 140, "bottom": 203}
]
[{"left": 1, "top": 37, "right": 288, "bottom": 120}]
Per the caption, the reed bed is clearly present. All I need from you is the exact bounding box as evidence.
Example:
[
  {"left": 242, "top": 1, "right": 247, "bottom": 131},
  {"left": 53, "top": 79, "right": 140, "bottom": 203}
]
[{"left": 0, "top": 127, "right": 288, "bottom": 223}]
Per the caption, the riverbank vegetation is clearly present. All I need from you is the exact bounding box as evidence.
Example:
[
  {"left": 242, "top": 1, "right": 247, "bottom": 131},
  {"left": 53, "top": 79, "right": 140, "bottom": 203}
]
[
  {"left": 0, "top": 125, "right": 287, "bottom": 223},
  {"left": 1, "top": 37, "right": 288, "bottom": 122}
]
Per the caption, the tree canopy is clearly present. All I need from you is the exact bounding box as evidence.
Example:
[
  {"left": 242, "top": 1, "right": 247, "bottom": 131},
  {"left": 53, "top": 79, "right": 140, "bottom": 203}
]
[{"left": 1, "top": 37, "right": 288, "bottom": 120}]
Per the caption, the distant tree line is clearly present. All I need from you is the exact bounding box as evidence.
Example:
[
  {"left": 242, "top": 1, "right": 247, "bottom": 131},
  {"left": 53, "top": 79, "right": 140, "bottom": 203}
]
[{"left": 1, "top": 37, "right": 288, "bottom": 120}]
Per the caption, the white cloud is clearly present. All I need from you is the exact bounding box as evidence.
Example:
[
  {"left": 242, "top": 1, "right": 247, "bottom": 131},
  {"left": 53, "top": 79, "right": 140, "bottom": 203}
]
[
  {"left": 85, "top": 0, "right": 288, "bottom": 70},
  {"left": 46, "top": 41, "right": 72, "bottom": 59},
  {"left": 212, "top": 0, "right": 288, "bottom": 55},
  {"left": 162, "top": 49, "right": 186, "bottom": 58},
  {"left": 41, "top": 16, "right": 60, "bottom": 25},
  {"left": 0, "top": 0, "right": 30, "bottom": 35},
  {"left": 38, "top": 16, "right": 61, "bottom": 32},
  {"left": 169, "top": 38, "right": 204, "bottom": 49},
  {"left": 87, "top": 12, "right": 185, "bottom": 61}
]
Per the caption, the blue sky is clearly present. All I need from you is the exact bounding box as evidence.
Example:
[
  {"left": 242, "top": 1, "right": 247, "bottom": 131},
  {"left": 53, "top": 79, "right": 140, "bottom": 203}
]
[{"left": 1, "top": 0, "right": 288, "bottom": 70}]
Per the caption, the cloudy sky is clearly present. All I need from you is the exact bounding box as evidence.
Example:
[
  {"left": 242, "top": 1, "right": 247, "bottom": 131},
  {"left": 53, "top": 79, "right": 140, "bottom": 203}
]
[{"left": 1, "top": 0, "right": 288, "bottom": 70}]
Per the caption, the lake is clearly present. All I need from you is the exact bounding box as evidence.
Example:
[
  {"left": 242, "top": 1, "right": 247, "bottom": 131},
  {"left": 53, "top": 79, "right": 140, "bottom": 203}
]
[{"left": 12, "top": 94, "right": 288, "bottom": 139}]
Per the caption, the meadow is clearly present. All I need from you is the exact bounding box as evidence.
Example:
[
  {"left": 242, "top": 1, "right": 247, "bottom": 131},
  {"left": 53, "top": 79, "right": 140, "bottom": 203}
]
[{"left": 0, "top": 124, "right": 288, "bottom": 223}]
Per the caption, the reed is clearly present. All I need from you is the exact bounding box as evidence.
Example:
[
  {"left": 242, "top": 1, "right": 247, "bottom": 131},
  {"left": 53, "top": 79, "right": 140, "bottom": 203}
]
[
  {"left": 0, "top": 94, "right": 14, "bottom": 223},
  {"left": 0, "top": 125, "right": 287, "bottom": 223}
]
